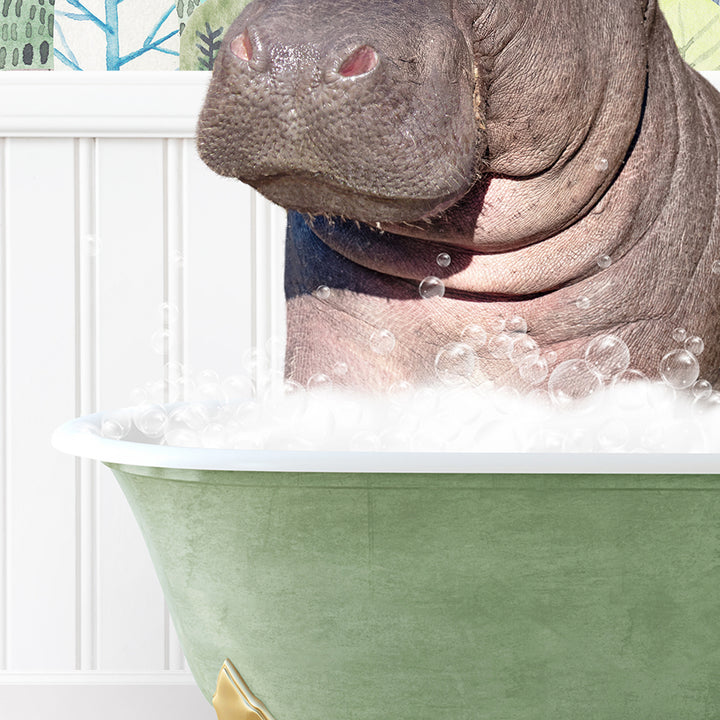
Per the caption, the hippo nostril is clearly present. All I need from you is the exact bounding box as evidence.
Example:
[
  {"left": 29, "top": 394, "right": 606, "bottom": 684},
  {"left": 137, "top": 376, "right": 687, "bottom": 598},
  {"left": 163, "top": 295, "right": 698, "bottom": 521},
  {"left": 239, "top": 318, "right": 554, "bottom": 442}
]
[
  {"left": 230, "top": 29, "right": 253, "bottom": 62},
  {"left": 338, "top": 45, "right": 378, "bottom": 78}
]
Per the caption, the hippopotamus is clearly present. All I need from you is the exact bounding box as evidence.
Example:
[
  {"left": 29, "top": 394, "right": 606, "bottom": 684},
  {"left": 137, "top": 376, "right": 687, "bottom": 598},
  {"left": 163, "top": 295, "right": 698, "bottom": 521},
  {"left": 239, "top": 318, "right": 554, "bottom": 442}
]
[{"left": 197, "top": 0, "right": 720, "bottom": 393}]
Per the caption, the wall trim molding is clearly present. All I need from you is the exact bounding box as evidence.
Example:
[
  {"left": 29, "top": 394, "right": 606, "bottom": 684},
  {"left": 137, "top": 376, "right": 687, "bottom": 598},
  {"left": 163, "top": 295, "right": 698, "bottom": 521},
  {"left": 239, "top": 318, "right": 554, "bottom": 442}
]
[
  {"left": 0, "top": 70, "right": 718, "bottom": 139},
  {"left": 0, "top": 72, "right": 211, "bottom": 138}
]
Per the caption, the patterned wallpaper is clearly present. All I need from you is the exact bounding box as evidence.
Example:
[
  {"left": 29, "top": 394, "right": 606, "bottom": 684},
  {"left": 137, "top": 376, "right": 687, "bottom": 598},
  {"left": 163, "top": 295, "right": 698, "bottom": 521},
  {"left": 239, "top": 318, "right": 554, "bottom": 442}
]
[{"left": 0, "top": 0, "right": 717, "bottom": 71}]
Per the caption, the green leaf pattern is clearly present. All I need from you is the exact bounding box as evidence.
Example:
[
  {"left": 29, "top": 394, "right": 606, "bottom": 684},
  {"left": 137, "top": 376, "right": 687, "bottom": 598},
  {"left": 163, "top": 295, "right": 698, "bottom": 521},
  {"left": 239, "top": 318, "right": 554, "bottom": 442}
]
[
  {"left": 659, "top": 0, "right": 720, "bottom": 70},
  {"left": 179, "top": 0, "right": 250, "bottom": 70}
]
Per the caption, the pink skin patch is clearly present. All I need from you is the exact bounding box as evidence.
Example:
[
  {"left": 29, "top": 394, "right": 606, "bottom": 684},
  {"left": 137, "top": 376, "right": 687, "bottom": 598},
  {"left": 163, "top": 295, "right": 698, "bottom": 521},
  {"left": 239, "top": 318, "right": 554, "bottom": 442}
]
[
  {"left": 230, "top": 29, "right": 253, "bottom": 62},
  {"left": 339, "top": 45, "right": 378, "bottom": 77}
]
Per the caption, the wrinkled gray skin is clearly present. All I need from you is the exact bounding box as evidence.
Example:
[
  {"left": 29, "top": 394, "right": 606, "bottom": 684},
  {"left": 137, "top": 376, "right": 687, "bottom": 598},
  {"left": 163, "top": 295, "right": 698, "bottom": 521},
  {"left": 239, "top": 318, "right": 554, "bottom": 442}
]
[{"left": 198, "top": 0, "right": 720, "bottom": 392}]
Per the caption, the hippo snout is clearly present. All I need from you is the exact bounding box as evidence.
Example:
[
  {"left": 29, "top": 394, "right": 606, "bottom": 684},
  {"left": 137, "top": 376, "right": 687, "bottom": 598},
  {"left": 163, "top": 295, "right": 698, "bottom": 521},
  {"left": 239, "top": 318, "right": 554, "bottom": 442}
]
[{"left": 197, "top": 0, "right": 481, "bottom": 224}]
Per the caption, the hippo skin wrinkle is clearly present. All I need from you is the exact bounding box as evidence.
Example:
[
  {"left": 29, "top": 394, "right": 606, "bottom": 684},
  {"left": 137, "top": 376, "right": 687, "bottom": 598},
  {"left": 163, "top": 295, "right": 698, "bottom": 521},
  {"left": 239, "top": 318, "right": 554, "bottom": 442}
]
[{"left": 197, "top": 0, "right": 720, "bottom": 392}]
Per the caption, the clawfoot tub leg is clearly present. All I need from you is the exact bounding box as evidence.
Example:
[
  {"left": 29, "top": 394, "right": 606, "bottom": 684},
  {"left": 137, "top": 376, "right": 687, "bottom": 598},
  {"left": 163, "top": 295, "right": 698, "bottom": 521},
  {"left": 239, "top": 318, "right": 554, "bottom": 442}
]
[{"left": 212, "top": 659, "right": 276, "bottom": 720}]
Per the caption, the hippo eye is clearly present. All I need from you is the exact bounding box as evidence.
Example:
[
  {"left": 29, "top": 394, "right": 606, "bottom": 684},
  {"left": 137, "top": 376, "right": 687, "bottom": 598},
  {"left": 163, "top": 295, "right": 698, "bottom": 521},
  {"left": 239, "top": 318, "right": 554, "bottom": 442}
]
[{"left": 338, "top": 45, "right": 379, "bottom": 78}]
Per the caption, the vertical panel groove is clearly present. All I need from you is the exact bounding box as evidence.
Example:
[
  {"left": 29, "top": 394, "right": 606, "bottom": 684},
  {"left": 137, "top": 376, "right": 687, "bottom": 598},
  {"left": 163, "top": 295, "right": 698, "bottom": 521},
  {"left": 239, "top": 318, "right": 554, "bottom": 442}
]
[
  {"left": 0, "top": 137, "right": 8, "bottom": 672},
  {"left": 162, "top": 138, "right": 188, "bottom": 672},
  {"left": 74, "top": 137, "right": 99, "bottom": 672},
  {"left": 250, "top": 191, "right": 259, "bottom": 388}
]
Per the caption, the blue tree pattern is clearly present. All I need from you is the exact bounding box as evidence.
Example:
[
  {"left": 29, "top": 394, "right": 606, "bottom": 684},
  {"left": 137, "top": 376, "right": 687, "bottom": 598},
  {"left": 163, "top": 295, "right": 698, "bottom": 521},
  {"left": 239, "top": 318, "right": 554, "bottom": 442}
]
[{"left": 54, "top": 0, "right": 178, "bottom": 70}]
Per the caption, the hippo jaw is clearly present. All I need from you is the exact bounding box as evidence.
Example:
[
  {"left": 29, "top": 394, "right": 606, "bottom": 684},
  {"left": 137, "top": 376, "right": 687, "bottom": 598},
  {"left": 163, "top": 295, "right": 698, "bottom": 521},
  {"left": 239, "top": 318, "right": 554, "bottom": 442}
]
[{"left": 196, "top": 0, "right": 481, "bottom": 224}]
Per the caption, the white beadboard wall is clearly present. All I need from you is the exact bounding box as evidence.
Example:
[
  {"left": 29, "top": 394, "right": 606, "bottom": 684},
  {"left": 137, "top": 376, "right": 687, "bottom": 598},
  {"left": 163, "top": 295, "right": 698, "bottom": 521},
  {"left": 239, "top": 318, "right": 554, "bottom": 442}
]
[{"left": 0, "top": 72, "right": 286, "bottom": 720}]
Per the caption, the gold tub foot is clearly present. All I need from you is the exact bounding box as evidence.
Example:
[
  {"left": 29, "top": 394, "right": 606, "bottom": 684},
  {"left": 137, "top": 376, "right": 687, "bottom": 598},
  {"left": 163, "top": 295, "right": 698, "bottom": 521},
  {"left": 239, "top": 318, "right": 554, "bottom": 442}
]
[{"left": 213, "top": 659, "right": 276, "bottom": 720}]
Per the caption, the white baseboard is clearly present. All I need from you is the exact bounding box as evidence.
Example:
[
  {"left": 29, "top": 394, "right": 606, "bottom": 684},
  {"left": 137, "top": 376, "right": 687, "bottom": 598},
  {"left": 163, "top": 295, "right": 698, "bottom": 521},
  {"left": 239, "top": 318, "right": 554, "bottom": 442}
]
[
  {"left": 0, "top": 71, "right": 211, "bottom": 138},
  {"left": 0, "top": 677, "right": 217, "bottom": 720}
]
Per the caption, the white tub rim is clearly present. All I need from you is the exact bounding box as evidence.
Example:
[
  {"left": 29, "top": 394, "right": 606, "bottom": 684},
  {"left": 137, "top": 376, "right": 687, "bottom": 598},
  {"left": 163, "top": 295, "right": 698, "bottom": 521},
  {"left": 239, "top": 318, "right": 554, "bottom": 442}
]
[{"left": 52, "top": 412, "right": 720, "bottom": 474}]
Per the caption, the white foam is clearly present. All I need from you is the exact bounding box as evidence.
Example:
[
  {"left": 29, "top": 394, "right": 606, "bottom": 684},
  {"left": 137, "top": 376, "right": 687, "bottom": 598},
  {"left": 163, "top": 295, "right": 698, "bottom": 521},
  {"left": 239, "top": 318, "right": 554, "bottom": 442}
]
[{"left": 93, "top": 379, "right": 720, "bottom": 454}]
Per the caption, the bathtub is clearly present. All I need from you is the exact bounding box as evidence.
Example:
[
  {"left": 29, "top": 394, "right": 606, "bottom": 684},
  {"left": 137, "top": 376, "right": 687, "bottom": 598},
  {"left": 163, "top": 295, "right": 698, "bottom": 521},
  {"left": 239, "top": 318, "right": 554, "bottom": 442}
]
[{"left": 53, "top": 411, "right": 720, "bottom": 719}]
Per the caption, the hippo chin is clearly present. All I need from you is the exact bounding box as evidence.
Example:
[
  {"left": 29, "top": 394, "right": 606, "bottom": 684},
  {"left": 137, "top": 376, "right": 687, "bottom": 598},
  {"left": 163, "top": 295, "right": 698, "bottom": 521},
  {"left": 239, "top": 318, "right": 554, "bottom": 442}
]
[{"left": 198, "top": 0, "right": 720, "bottom": 393}]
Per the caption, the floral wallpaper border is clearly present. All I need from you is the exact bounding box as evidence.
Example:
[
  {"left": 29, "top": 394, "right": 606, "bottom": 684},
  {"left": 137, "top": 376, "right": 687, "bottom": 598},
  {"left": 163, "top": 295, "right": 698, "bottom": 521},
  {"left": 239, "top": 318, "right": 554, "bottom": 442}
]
[{"left": 0, "top": 0, "right": 717, "bottom": 72}]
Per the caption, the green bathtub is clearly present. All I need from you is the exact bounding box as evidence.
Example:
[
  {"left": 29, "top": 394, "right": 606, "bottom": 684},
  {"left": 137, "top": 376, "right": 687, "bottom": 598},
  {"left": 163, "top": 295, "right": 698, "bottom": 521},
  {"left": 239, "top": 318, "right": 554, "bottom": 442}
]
[{"left": 54, "top": 415, "right": 720, "bottom": 719}]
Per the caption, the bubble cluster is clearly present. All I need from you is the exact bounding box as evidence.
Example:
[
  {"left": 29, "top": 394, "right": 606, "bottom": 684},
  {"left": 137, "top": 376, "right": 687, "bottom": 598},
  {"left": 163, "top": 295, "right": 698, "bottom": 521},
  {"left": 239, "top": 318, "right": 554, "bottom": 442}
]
[
  {"left": 93, "top": 367, "right": 720, "bottom": 454},
  {"left": 89, "top": 301, "right": 720, "bottom": 454}
]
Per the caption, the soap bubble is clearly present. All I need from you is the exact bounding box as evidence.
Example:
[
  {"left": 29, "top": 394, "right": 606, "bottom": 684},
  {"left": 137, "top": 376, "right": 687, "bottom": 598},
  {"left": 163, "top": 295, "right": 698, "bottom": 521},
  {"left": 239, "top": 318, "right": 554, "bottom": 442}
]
[
  {"left": 147, "top": 378, "right": 180, "bottom": 404},
  {"left": 488, "top": 332, "right": 514, "bottom": 359},
  {"left": 101, "top": 410, "right": 132, "bottom": 440},
  {"left": 671, "top": 327, "right": 687, "bottom": 343},
  {"left": 488, "top": 317, "right": 506, "bottom": 334},
  {"left": 313, "top": 285, "right": 331, "bottom": 300},
  {"left": 584, "top": 334, "right": 630, "bottom": 379},
  {"left": 332, "top": 361, "right": 349, "bottom": 376},
  {"left": 83, "top": 235, "right": 101, "bottom": 257},
  {"left": 575, "top": 296, "right": 591, "bottom": 310},
  {"left": 460, "top": 324, "right": 487, "bottom": 350},
  {"left": 659, "top": 349, "right": 700, "bottom": 390},
  {"left": 151, "top": 329, "right": 169, "bottom": 355},
  {"left": 684, "top": 336, "right": 704, "bottom": 356},
  {"left": 596, "top": 254, "right": 612, "bottom": 269},
  {"left": 518, "top": 357, "right": 549, "bottom": 385},
  {"left": 434, "top": 342, "right": 477, "bottom": 386},
  {"left": 594, "top": 157, "right": 609, "bottom": 172},
  {"left": 509, "top": 335, "right": 539, "bottom": 365},
  {"left": 133, "top": 404, "right": 168, "bottom": 438},
  {"left": 219, "top": 375, "right": 253, "bottom": 403},
  {"left": 169, "top": 403, "right": 210, "bottom": 431},
  {"left": 692, "top": 379, "right": 713, "bottom": 400},
  {"left": 282, "top": 379, "right": 306, "bottom": 396},
  {"left": 436, "top": 252, "right": 451, "bottom": 268},
  {"left": 506, "top": 316, "right": 528, "bottom": 334},
  {"left": 419, "top": 276, "right": 445, "bottom": 299},
  {"left": 711, "top": 260, "right": 720, "bottom": 275},
  {"left": 548, "top": 359, "right": 603, "bottom": 407},
  {"left": 195, "top": 381, "right": 228, "bottom": 407},
  {"left": 370, "top": 328, "right": 396, "bottom": 355},
  {"left": 307, "top": 373, "right": 332, "bottom": 390},
  {"left": 130, "top": 386, "right": 149, "bottom": 406},
  {"left": 544, "top": 350, "right": 559, "bottom": 366},
  {"left": 159, "top": 302, "right": 179, "bottom": 328},
  {"left": 241, "top": 349, "right": 267, "bottom": 376}
]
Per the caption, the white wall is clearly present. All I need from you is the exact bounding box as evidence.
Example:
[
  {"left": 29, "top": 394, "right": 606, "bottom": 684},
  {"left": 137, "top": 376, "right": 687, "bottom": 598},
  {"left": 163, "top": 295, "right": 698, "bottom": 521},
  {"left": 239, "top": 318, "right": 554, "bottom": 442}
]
[{"left": 0, "top": 72, "right": 285, "bottom": 719}]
